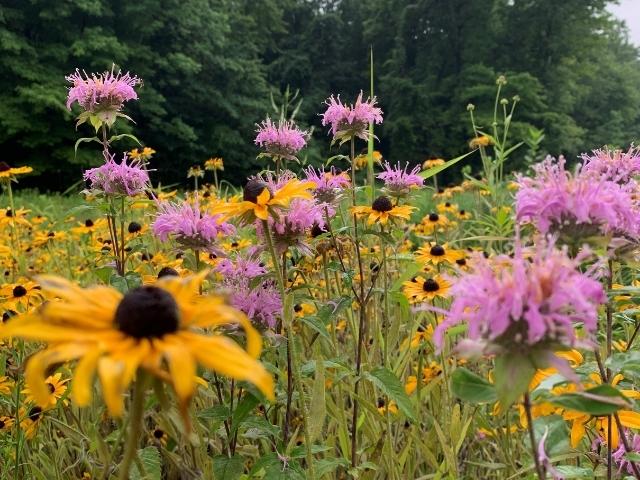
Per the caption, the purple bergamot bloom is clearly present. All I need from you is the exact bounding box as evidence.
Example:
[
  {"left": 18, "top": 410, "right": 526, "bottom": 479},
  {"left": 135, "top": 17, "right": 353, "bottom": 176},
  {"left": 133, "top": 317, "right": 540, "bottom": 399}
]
[
  {"left": 321, "top": 91, "right": 383, "bottom": 143},
  {"left": 377, "top": 161, "right": 424, "bottom": 198},
  {"left": 434, "top": 238, "right": 605, "bottom": 357},
  {"left": 152, "top": 200, "right": 235, "bottom": 252},
  {"left": 303, "top": 165, "right": 351, "bottom": 206},
  {"left": 581, "top": 145, "right": 640, "bottom": 184},
  {"left": 255, "top": 117, "right": 309, "bottom": 161},
  {"left": 66, "top": 66, "right": 141, "bottom": 114},
  {"left": 83, "top": 151, "right": 150, "bottom": 197}
]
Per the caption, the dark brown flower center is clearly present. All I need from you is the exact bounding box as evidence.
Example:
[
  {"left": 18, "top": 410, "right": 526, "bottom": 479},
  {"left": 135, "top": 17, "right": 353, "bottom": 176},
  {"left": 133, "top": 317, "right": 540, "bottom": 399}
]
[
  {"left": 28, "top": 406, "right": 42, "bottom": 421},
  {"left": 371, "top": 196, "right": 393, "bottom": 213},
  {"left": 84, "top": 219, "right": 94, "bottom": 227},
  {"left": 47, "top": 382, "right": 55, "bottom": 394},
  {"left": 13, "top": 285, "right": 27, "bottom": 297},
  {"left": 128, "top": 221, "right": 142, "bottom": 233},
  {"left": 0, "top": 420, "right": 5, "bottom": 429},
  {"left": 423, "top": 278, "right": 440, "bottom": 292},
  {"left": 153, "top": 428, "right": 165, "bottom": 439},
  {"left": 243, "top": 180, "right": 271, "bottom": 203},
  {"left": 0, "top": 162, "right": 10, "bottom": 172},
  {"left": 5, "top": 209, "right": 12, "bottom": 217},
  {"left": 459, "top": 210, "right": 466, "bottom": 215},
  {"left": 428, "top": 213, "right": 439, "bottom": 222},
  {"left": 456, "top": 258, "right": 466, "bottom": 266},
  {"left": 157, "top": 267, "right": 179, "bottom": 279},
  {"left": 429, "top": 245, "right": 445, "bottom": 256},
  {"left": 115, "top": 286, "right": 179, "bottom": 339}
]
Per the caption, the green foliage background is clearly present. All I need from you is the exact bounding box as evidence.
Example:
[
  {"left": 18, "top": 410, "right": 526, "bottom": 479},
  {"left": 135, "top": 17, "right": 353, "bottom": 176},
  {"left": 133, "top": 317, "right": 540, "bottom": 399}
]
[{"left": 1, "top": 0, "right": 639, "bottom": 189}]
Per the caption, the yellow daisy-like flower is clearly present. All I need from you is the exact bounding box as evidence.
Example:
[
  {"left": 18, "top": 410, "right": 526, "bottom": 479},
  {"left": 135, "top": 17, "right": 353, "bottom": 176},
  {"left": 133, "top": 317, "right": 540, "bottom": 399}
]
[
  {"left": 352, "top": 196, "right": 415, "bottom": 225},
  {"left": 0, "top": 272, "right": 274, "bottom": 419},
  {"left": 0, "top": 376, "right": 14, "bottom": 395},
  {"left": 353, "top": 150, "right": 382, "bottom": 170},
  {"left": 469, "top": 135, "right": 492, "bottom": 149},
  {"left": 204, "top": 157, "right": 224, "bottom": 171},
  {"left": 422, "top": 158, "right": 445, "bottom": 170},
  {"left": 436, "top": 202, "right": 458, "bottom": 214},
  {"left": 402, "top": 275, "right": 451, "bottom": 303},
  {"left": 129, "top": 147, "right": 156, "bottom": 161},
  {"left": 0, "top": 162, "right": 33, "bottom": 180},
  {"left": 187, "top": 166, "right": 204, "bottom": 178},
  {"left": 216, "top": 178, "right": 315, "bottom": 222},
  {"left": 415, "top": 212, "right": 450, "bottom": 234},
  {"left": 377, "top": 398, "right": 398, "bottom": 415},
  {"left": 22, "top": 372, "right": 69, "bottom": 407},
  {"left": 1, "top": 280, "right": 42, "bottom": 312},
  {"left": 0, "top": 415, "right": 14, "bottom": 432},
  {"left": 416, "top": 243, "right": 465, "bottom": 265}
]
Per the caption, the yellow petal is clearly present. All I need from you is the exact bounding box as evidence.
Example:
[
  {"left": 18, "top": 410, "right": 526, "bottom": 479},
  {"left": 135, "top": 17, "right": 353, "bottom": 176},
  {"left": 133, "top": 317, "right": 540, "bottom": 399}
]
[
  {"left": 72, "top": 348, "right": 102, "bottom": 406},
  {"left": 618, "top": 410, "right": 640, "bottom": 429},
  {"left": 186, "top": 334, "right": 274, "bottom": 401},
  {"left": 570, "top": 419, "right": 586, "bottom": 448},
  {"left": 161, "top": 339, "right": 196, "bottom": 406},
  {"left": 97, "top": 357, "right": 126, "bottom": 417}
]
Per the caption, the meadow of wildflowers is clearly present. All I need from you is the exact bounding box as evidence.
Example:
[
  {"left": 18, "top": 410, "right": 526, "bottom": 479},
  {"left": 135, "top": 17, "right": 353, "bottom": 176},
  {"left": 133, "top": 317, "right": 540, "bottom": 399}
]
[{"left": 1, "top": 66, "right": 640, "bottom": 480}]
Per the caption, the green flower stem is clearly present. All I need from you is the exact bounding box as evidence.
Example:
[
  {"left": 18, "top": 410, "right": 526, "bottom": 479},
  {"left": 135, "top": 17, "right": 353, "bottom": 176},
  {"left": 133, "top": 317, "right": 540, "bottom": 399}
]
[
  {"left": 262, "top": 220, "right": 315, "bottom": 478},
  {"left": 117, "top": 371, "right": 148, "bottom": 480},
  {"left": 523, "top": 392, "right": 544, "bottom": 480}
]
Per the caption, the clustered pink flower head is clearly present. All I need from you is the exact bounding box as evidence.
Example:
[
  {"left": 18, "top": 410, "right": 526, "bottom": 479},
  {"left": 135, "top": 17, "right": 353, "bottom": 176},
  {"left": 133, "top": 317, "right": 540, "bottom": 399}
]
[
  {"left": 66, "top": 66, "right": 141, "bottom": 113},
  {"left": 613, "top": 431, "right": 640, "bottom": 475},
  {"left": 581, "top": 145, "right": 640, "bottom": 184},
  {"left": 321, "top": 91, "right": 383, "bottom": 142},
  {"left": 152, "top": 200, "right": 235, "bottom": 252},
  {"left": 216, "top": 255, "right": 281, "bottom": 329},
  {"left": 303, "top": 165, "right": 351, "bottom": 205},
  {"left": 254, "top": 118, "right": 309, "bottom": 160},
  {"left": 434, "top": 238, "right": 606, "bottom": 356},
  {"left": 377, "top": 161, "right": 424, "bottom": 198},
  {"left": 515, "top": 156, "right": 640, "bottom": 240},
  {"left": 83, "top": 151, "right": 149, "bottom": 197}
]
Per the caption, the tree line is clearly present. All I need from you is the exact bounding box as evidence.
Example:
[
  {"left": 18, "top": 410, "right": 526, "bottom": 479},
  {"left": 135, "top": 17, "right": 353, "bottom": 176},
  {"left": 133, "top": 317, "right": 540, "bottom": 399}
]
[{"left": 1, "top": 0, "right": 638, "bottom": 189}]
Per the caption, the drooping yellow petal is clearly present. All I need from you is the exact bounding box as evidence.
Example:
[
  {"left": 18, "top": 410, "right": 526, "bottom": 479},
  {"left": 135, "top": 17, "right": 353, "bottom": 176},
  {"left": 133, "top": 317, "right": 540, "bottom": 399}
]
[
  {"left": 97, "top": 357, "right": 126, "bottom": 417},
  {"left": 570, "top": 419, "right": 586, "bottom": 448},
  {"left": 618, "top": 410, "right": 640, "bottom": 429},
  {"left": 25, "top": 343, "right": 90, "bottom": 408},
  {"left": 161, "top": 339, "right": 196, "bottom": 406},
  {"left": 72, "top": 348, "right": 102, "bottom": 406},
  {"left": 256, "top": 188, "right": 271, "bottom": 206},
  {"left": 184, "top": 333, "right": 274, "bottom": 401}
]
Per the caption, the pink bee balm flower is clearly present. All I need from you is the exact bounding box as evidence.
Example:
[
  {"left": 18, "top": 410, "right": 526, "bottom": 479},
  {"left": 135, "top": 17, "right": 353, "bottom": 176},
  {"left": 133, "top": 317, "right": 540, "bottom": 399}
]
[
  {"left": 152, "top": 200, "right": 235, "bottom": 252},
  {"left": 83, "top": 151, "right": 149, "bottom": 197},
  {"left": 377, "top": 161, "right": 423, "bottom": 198},
  {"left": 321, "top": 91, "right": 383, "bottom": 142},
  {"left": 254, "top": 118, "right": 309, "bottom": 161},
  {"left": 434, "top": 239, "right": 605, "bottom": 354},
  {"left": 303, "top": 165, "right": 351, "bottom": 206},
  {"left": 515, "top": 156, "right": 640, "bottom": 240},
  {"left": 581, "top": 145, "right": 640, "bottom": 184},
  {"left": 66, "top": 66, "right": 141, "bottom": 113}
]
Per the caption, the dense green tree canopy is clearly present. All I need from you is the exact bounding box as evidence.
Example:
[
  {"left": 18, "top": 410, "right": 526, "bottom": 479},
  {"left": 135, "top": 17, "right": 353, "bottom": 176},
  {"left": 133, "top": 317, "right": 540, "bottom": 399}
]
[{"left": 0, "top": 0, "right": 638, "bottom": 189}]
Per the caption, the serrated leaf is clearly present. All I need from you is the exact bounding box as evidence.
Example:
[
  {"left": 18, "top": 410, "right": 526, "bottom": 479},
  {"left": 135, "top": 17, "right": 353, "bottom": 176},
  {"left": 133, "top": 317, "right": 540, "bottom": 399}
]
[
  {"left": 451, "top": 367, "right": 497, "bottom": 404},
  {"left": 212, "top": 455, "right": 244, "bottom": 480},
  {"left": 365, "top": 367, "right": 416, "bottom": 421},
  {"left": 130, "top": 447, "right": 161, "bottom": 480}
]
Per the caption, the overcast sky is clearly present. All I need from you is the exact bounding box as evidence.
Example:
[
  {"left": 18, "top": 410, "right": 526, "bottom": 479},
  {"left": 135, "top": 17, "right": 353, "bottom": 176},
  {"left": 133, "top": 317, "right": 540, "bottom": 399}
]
[{"left": 608, "top": 0, "right": 640, "bottom": 46}]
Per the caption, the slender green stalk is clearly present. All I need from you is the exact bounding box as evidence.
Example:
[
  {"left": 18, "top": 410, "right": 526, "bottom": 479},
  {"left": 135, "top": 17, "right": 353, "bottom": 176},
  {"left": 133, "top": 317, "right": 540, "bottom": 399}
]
[
  {"left": 523, "top": 392, "right": 544, "bottom": 480},
  {"left": 262, "top": 220, "right": 316, "bottom": 478},
  {"left": 117, "top": 372, "right": 148, "bottom": 480}
]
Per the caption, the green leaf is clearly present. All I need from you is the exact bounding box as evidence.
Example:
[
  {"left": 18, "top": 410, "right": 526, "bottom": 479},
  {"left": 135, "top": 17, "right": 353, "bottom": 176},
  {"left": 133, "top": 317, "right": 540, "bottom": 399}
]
[
  {"left": 308, "top": 359, "right": 326, "bottom": 442},
  {"left": 130, "top": 447, "right": 161, "bottom": 480},
  {"left": 230, "top": 392, "right": 260, "bottom": 436},
  {"left": 493, "top": 353, "right": 536, "bottom": 408},
  {"left": 110, "top": 133, "right": 142, "bottom": 145},
  {"left": 549, "top": 384, "right": 630, "bottom": 415},
  {"left": 73, "top": 136, "right": 100, "bottom": 156},
  {"left": 212, "top": 455, "right": 244, "bottom": 480},
  {"left": 419, "top": 150, "right": 474, "bottom": 179},
  {"left": 365, "top": 367, "right": 416, "bottom": 421},
  {"left": 533, "top": 415, "right": 570, "bottom": 456},
  {"left": 299, "top": 315, "right": 331, "bottom": 341},
  {"left": 450, "top": 367, "right": 497, "bottom": 404}
]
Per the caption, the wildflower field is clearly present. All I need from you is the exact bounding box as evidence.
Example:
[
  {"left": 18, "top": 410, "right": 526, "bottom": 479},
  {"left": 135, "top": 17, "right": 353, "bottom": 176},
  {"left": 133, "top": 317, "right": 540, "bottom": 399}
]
[{"left": 2, "top": 65, "right": 640, "bottom": 480}]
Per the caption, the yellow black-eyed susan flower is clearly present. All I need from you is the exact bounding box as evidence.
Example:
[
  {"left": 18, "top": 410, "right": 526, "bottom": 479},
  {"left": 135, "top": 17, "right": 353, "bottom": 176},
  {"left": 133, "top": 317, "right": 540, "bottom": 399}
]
[
  {"left": 0, "top": 272, "right": 274, "bottom": 421},
  {"left": 351, "top": 195, "right": 415, "bottom": 226},
  {"left": 469, "top": 135, "right": 492, "bottom": 149},
  {"left": 1, "top": 280, "right": 42, "bottom": 311},
  {"left": 0, "top": 414, "right": 14, "bottom": 432},
  {"left": 204, "top": 157, "right": 224, "bottom": 171},
  {"left": 422, "top": 158, "right": 445, "bottom": 169},
  {"left": 0, "top": 376, "right": 14, "bottom": 395},
  {"left": 0, "top": 162, "right": 33, "bottom": 181},
  {"left": 22, "top": 372, "right": 69, "bottom": 407},
  {"left": 216, "top": 178, "right": 315, "bottom": 223},
  {"left": 416, "top": 243, "right": 465, "bottom": 265},
  {"left": 402, "top": 275, "right": 451, "bottom": 303}
]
